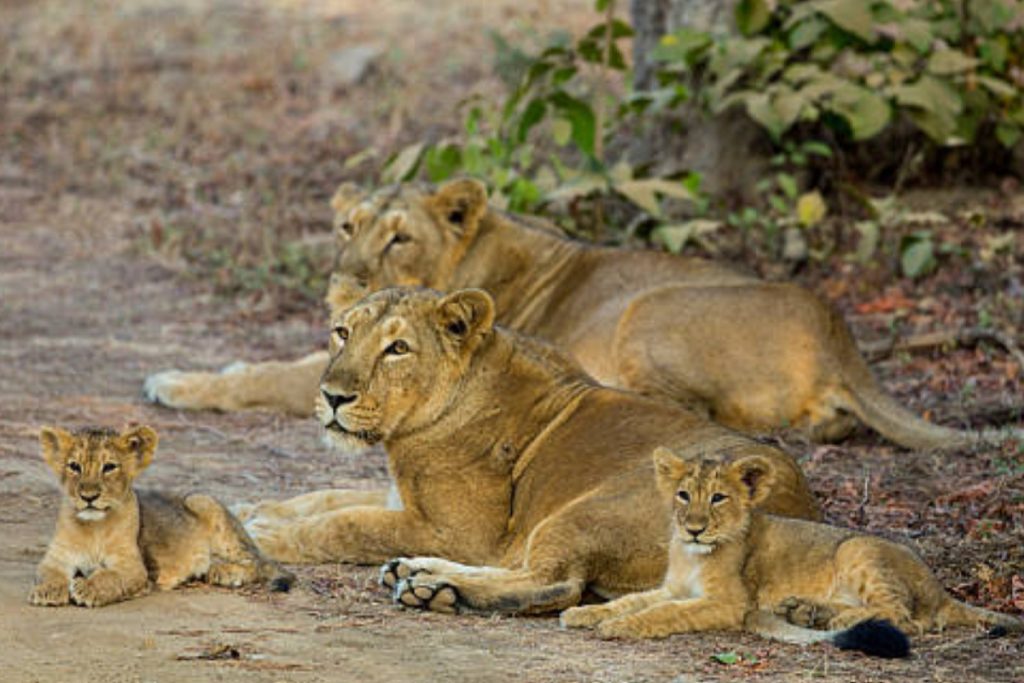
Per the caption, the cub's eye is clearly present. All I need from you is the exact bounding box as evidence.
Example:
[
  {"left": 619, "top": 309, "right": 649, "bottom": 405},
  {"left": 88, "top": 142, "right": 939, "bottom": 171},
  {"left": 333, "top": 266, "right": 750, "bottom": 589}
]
[
  {"left": 676, "top": 490, "right": 690, "bottom": 503},
  {"left": 102, "top": 463, "right": 118, "bottom": 474},
  {"left": 333, "top": 326, "right": 350, "bottom": 342},
  {"left": 711, "top": 493, "right": 728, "bottom": 505},
  {"left": 67, "top": 462, "right": 81, "bottom": 474},
  {"left": 385, "top": 340, "right": 410, "bottom": 356},
  {"left": 339, "top": 221, "right": 354, "bottom": 236}
]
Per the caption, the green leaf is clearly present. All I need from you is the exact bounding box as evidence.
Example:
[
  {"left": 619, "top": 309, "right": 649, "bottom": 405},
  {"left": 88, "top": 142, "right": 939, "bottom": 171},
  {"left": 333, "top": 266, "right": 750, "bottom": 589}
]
[
  {"left": 926, "top": 49, "right": 979, "bottom": 76},
  {"left": 777, "top": 172, "right": 798, "bottom": 199},
  {"left": 996, "top": 122, "right": 1022, "bottom": 149},
  {"left": 891, "top": 76, "right": 963, "bottom": 143},
  {"left": 594, "top": 0, "right": 610, "bottom": 11},
  {"left": 971, "top": 0, "right": 1017, "bottom": 32},
  {"left": 802, "top": 140, "right": 833, "bottom": 157},
  {"left": 615, "top": 179, "right": 697, "bottom": 217},
  {"left": 812, "top": 0, "right": 876, "bottom": 43},
  {"left": 978, "top": 75, "right": 1016, "bottom": 99},
  {"left": 517, "top": 99, "right": 547, "bottom": 144},
  {"left": 827, "top": 82, "right": 891, "bottom": 140},
  {"left": 979, "top": 36, "right": 1009, "bottom": 71},
  {"left": 788, "top": 16, "right": 828, "bottom": 50},
  {"left": 654, "top": 219, "right": 723, "bottom": 254},
  {"left": 736, "top": 0, "right": 772, "bottom": 36},
  {"left": 550, "top": 117, "right": 572, "bottom": 146},
  {"left": 900, "top": 234, "right": 936, "bottom": 279},
  {"left": 797, "top": 190, "right": 827, "bottom": 226},
  {"left": 854, "top": 220, "right": 879, "bottom": 262},
  {"left": 423, "top": 144, "right": 462, "bottom": 182},
  {"left": 651, "top": 28, "right": 712, "bottom": 63},
  {"left": 549, "top": 92, "right": 596, "bottom": 156},
  {"left": 712, "top": 652, "right": 740, "bottom": 665}
]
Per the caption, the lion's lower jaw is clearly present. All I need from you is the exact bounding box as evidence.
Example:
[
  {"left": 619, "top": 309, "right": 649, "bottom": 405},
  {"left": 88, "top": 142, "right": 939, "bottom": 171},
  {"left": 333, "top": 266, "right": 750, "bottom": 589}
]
[
  {"left": 682, "top": 542, "right": 714, "bottom": 556},
  {"left": 76, "top": 509, "right": 108, "bottom": 522},
  {"left": 320, "top": 425, "right": 379, "bottom": 456}
]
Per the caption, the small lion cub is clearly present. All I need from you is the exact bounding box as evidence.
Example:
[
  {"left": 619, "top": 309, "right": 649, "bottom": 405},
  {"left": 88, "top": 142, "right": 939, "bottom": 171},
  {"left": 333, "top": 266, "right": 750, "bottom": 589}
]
[
  {"left": 561, "top": 447, "right": 1021, "bottom": 656},
  {"left": 30, "top": 425, "right": 294, "bottom": 608}
]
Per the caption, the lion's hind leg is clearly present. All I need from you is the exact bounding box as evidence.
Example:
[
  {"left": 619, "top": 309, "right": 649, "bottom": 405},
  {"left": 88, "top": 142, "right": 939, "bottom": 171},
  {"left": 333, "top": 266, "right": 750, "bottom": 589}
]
[{"left": 233, "top": 487, "right": 394, "bottom": 523}]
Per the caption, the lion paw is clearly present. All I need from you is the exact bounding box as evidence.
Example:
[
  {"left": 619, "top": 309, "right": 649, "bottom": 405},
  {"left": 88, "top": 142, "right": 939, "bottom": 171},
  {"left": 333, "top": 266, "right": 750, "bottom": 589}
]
[
  {"left": 29, "top": 581, "right": 70, "bottom": 607},
  {"left": 208, "top": 562, "right": 256, "bottom": 588},
  {"left": 70, "top": 576, "right": 122, "bottom": 607},
  {"left": 774, "top": 596, "right": 834, "bottom": 629},
  {"left": 559, "top": 605, "right": 606, "bottom": 630},
  {"left": 143, "top": 370, "right": 193, "bottom": 408},
  {"left": 594, "top": 616, "right": 650, "bottom": 640},
  {"left": 379, "top": 558, "right": 431, "bottom": 591},
  {"left": 392, "top": 576, "right": 460, "bottom": 614}
]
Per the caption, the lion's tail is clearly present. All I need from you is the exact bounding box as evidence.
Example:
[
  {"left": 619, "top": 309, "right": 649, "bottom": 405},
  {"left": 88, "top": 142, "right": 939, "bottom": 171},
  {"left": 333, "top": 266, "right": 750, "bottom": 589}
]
[
  {"left": 833, "top": 313, "right": 1023, "bottom": 451},
  {"left": 745, "top": 611, "right": 910, "bottom": 659}
]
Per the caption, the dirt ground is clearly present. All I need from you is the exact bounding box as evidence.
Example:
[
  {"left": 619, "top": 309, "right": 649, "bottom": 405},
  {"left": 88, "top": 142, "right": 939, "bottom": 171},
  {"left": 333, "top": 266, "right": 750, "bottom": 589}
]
[{"left": 1, "top": 1, "right": 1022, "bottom": 682}]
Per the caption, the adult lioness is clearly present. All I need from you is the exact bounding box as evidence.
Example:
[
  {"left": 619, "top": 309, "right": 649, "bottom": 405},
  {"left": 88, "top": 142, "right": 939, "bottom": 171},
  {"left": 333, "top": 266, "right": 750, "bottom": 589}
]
[
  {"left": 145, "top": 179, "right": 1017, "bottom": 451},
  {"left": 243, "top": 287, "right": 819, "bottom": 613}
]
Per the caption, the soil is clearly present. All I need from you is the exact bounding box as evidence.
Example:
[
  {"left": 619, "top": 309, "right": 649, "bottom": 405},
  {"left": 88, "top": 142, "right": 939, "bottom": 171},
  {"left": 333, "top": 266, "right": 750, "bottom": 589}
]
[{"left": 1, "top": 1, "right": 1022, "bottom": 682}]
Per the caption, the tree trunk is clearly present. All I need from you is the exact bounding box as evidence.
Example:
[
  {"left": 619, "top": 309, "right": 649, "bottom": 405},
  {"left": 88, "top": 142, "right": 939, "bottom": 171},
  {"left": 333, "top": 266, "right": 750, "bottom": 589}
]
[{"left": 627, "top": 0, "right": 767, "bottom": 204}]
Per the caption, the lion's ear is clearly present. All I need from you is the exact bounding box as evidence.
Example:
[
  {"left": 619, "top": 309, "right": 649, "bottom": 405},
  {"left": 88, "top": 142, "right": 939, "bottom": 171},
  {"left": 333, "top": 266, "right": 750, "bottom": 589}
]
[
  {"left": 330, "top": 182, "right": 364, "bottom": 215},
  {"left": 120, "top": 426, "right": 158, "bottom": 472},
  {"left": 653, "top": 447, "right": 688, "bottom": 492},
  {"left": 428, "top": 178, "right": 488, "bottom": 236},
  {"left": 39, "top": 427, "right": 73, "bottom": 476},
  {"left": 436, "top": 288, "right": 495, "bottom": 345},
  {"left": 729, "top": 455, "right": 776, "bottom": 505}
]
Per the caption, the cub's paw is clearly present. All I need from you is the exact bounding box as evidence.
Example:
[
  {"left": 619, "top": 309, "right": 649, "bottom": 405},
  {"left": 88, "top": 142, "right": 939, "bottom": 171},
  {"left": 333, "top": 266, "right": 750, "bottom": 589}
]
[
  {"left": 595, "top": 616, "right": 657, "bottom": 640},
  {"left": 379, "top": 558, "right": 431, "bottom": 591},
  {"left": 70, "top": 576, "right": 121, "bottom": 608},
  {"left": 28, "top": 581, "right": 70, "bottom": 607},
  {"left": 392, "top": 576, "right": 460, "bottom": 614},
  {"left": 774, "top": 596, "right": 834, "bottom": 629},
  {"left": 559, "top": 605, "right": 607, "bottom": 630},
  {"left": 208, "top": 562, "right": 257, "bottom": 588}
]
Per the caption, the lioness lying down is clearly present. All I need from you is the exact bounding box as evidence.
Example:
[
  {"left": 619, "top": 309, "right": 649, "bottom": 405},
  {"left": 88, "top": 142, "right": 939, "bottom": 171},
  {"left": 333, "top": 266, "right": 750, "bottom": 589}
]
[
  {"left": 30, "top": 426, "right": 292, "bottom": 608},
  {"left": 560, "top": 447, "right": 1021, "bottom": 654},
  {"left": 145, "top": 179, "right": 1018, "bottom": 451},
  {"left": 242, "top": 287, "right": 819, "bottom": 614}
]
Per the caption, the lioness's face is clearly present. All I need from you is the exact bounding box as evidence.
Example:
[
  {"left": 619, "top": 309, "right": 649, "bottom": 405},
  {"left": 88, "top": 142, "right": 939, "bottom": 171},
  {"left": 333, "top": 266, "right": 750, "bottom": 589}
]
[
  {"left": 39, "top": 426, "right": 157, "bottom": 521},
  {"left": 316, "top": 287, "right": 496, "bottom": 453},
  {"left": 653, "top": 448, "right": 775, "bottom": 554},
  {"left": 326, "top": 179, "right": 489, "bottom": 313}
]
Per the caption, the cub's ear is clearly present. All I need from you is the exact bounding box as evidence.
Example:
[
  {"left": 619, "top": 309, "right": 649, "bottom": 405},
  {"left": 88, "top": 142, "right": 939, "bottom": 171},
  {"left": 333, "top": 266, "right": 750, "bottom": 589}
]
[
  {"left": 436, "top": 288, "right": 495, "bottom": 346},
  {"left": 428, "top": 178, "right": 488, "bottom": 236},
  {"left": 653, "top": 447, "right": 688, "bottom": 493},
  {"left": 330, "top": 182, "right": 364, "bottom": 215},
  {"left": 120, "top": 426, "right": 158, "bottom": 471},
  {"left": 729, "top": 455, "right": 776, "bottom": 505},
  {"left": 39, "top": 426, "right": 73, "bottom": 476}
]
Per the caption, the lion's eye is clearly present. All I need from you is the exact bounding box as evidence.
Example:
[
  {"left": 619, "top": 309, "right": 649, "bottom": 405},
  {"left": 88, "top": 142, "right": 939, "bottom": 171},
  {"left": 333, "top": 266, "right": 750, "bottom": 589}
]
[
  {"left": 385, "top": 340, "right": 410, "bottom": 356},
  {"left": 102, "top": 463, "right": 118, "bottom": 474},
  {"left": 389, "top": 232, "right": 411, "bottom": 246},
  {"left": 711, "top": 493, "right": 728, "bottom": 505},
  {"left": 334, "top": 326, "right": 350, "bottom": 342},
  {"left": 339, "top": 221, "right": 354, "bottom": 236},
  {"left": 67, "top": 462, "right": 81, "bottom": 474},
  {"left": 676, "top": 490, "right": 690, "bottom": 503}
]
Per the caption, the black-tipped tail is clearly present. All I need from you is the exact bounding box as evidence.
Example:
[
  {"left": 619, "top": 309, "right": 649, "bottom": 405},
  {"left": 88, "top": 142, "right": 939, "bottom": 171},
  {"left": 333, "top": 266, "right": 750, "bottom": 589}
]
[
  {"left": 268, "top": 569, "right": 295, "bottom": 593},
  {"left": 832, "top": 619, "right": 910, "bottom": 659}
]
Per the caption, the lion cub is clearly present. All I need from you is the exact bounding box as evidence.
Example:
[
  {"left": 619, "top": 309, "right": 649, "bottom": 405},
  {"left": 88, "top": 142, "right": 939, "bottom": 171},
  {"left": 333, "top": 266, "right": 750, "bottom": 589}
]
[
  {"left": 29, "top": 426, "right": 293, "bottom": 607},
  {"left": 561, "top": 447, "right": 1021, "bottom": 656}
]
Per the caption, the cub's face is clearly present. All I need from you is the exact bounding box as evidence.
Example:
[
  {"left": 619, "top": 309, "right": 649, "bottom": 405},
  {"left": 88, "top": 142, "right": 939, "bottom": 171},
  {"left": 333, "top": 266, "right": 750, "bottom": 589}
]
[
  {"left": 39, "top": 426, "right": 157, "bottom": 521},
  {"left": 652, "top": 448, "right": 776, "bottom": 554},
  {"left": 325, "top": 179, "right": 489, "bottom": 314},
  {"left": 317, "top": 287, "right": 496, "bottom": 454}
]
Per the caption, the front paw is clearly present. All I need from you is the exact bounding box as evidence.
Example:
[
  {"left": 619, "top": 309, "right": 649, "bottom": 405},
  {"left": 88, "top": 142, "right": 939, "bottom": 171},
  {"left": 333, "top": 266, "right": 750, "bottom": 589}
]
[
  {"left": 143, "top": 370, "right": 195, "bottom": 408},
  {"left": 379, "top": 558, "right": 430, "bottom": 591},
  {"left": 595, "top": 616, "right": 658, "bottom": 640},
  {"left": 392, "top": 575, "right": 460, "bottom": 614},
  {"left": 70, "top": 576, "right": 122, "bottom": 607},
  {"left": 29, "top": 581, "right": 70, "bottom": 606},
  {"left": 208, "top": 562, "right": 256, "bottom": 588},
  {"left": 560, "top": 605, "right": 607, "bottom": 629}
]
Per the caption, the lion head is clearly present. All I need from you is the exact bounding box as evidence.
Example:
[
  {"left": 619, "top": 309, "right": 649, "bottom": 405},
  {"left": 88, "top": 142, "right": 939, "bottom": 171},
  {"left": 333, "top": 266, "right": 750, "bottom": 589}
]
[
  {"left": 325, "top": 179, "right": 490, "bottom": 313},
  {"left": 39, "top": 426, "right": 157, "bottom": 521},
  {"left": 652, "top": 447, "right": 777, "bottom": 555},
  {"left": 316, "top": 287, "right": 496, "bottom": 453}
]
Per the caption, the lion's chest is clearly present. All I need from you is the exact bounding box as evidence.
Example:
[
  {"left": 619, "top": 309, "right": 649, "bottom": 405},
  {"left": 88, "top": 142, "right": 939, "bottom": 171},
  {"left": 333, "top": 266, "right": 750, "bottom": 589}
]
[{"left": 664, "top": 545, "right": 704, "bottom": 599}]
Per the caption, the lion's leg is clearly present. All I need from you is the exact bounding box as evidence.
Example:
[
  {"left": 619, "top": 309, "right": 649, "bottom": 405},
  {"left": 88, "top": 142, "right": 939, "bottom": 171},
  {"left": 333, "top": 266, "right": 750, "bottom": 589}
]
[
  {"left": 595, "top": 597, "right": 746, "bottom": 639},
  {"left": 233, "top": 487, "right": 394, "bottom": 523},
  {"left": 69, "top": 549, "right": 149, "bottom": 607},
  {"left": 143, "top": 350, "right": 328, "bottom": 415},
  {"left": 560, "top": 588, "right": 672, "bottom": 629},
  {"left": 246, "top": 506, "right": 439, "bottom": 565}
]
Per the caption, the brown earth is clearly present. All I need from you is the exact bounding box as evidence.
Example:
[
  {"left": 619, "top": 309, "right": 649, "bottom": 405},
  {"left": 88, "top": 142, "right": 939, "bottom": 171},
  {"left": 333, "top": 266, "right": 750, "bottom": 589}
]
[{"left": 1, "top": 1, "right": 1022, "bottom": 682}]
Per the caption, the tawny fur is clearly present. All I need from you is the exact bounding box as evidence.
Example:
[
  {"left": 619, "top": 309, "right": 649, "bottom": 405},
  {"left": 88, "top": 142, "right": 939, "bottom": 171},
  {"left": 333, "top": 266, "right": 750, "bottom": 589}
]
[
  {"left": 560, "top": 447, "right": 1023, "bottom": 640},
  {"left": 243, "top": 287, "right": 819, "bottom": 615},
  {"left": 143, "top": 179, "right": 1021, "bottom": 450},
  {"left": 29, "top": 426, "right": 292, "bottom": 608}
]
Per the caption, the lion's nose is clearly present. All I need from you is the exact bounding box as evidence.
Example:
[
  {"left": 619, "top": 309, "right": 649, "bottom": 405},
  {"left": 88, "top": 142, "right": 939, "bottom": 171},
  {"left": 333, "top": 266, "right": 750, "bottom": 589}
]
[
  {"left": 685, "top": 524, "right": 706, "bottom": 539},
  {"left": 322, "top": 389, "right": 358, "bottom": 411},
  {"left": 80, "top": 492, "right": 100, "bottom": 504}
]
